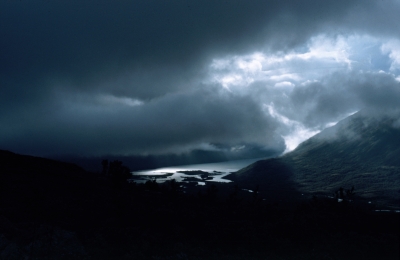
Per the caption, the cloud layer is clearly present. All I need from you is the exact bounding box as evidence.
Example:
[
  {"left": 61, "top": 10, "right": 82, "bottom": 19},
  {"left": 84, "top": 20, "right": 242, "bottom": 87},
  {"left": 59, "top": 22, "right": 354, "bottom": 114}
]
[{"left": 1, "top": 0, "right": 400, "bottom": 157}]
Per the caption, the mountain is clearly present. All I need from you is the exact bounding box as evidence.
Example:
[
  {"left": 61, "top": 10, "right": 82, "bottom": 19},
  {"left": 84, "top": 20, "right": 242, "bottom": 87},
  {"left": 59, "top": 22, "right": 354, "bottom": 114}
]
[{"left": 228, "top": 111, "right": 400, "bottom": 208}]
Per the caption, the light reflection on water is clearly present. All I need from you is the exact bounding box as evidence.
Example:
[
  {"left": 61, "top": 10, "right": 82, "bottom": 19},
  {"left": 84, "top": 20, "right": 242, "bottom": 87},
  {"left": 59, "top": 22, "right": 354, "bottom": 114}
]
[{"left": 131, "top": 158, "right": 265, "bottom": 184}]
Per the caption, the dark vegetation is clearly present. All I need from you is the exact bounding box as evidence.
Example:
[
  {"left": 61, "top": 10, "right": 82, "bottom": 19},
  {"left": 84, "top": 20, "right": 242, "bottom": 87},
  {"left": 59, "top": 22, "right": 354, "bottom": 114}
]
[{"left": 0, "top": 150, "right": 399, "bottom": 259}]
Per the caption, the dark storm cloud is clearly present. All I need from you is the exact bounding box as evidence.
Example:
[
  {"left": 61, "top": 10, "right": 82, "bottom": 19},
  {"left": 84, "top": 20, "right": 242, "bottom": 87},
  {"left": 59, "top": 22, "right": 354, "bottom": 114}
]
[
  {"left": 1, "top": 0, "right": 400, "bottom": 157},
  {"left": 0, "top": 0, "right": 380, "bottom": 98},
  {"left": 0, "top": 87, "right": 283, "bottom": 156}
]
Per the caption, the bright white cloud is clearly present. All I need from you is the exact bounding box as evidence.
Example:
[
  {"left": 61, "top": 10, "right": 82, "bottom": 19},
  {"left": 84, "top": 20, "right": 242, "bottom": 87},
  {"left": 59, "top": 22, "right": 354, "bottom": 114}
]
[
  {"left": 381, "top": 40, "right": 400, "bottom": 72},
  {"left": 236, "top": 53, "right": 264, "bottom": 73},
  {"left": 274, "top": 81, "right": 295, "bottom": 88},
  {"left": 282, "top": 127, "right": 320, "bottom": 153},
  {"left": 300, "top": 35, "right": 352, "bottom": 65},
  {"left": 269, "top": 73, "right": 301, "bottom": 82},
  {"left": 209, "top": 53, "right": 267, "bottom": 90},
  {"left": 208, "top": 34, "right": 383, "bottom": 94},
  {"left": 265, "top": 103, "right": 320, "bottom": 153},
  {"left": 205, "top": 34, "right": 400, "bottom": 154}
]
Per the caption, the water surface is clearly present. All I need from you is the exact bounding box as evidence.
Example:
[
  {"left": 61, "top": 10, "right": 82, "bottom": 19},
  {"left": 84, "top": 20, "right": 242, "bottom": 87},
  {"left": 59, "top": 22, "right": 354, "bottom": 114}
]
[{"left": 131, "top": 157, "right": 265, "bottom": 184}]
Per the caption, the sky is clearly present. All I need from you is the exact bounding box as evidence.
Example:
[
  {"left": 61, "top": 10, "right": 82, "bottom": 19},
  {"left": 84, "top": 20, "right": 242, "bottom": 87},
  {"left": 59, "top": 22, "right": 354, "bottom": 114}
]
[{"left": 1, "top": 0, "right": 400, "bottom": 159}]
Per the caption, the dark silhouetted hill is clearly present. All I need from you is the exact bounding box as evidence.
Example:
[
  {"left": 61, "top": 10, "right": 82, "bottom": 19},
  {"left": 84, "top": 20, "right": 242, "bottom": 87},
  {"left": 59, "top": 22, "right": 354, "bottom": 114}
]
[{"left": 1, "top": 149, "right": 87, "bottom": 176}]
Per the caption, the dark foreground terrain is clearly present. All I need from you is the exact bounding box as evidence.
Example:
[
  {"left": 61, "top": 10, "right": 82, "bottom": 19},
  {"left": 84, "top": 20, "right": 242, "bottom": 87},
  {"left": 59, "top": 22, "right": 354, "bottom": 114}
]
[{"left": 0, "top": 150, "right": 399, "bottom": 259}]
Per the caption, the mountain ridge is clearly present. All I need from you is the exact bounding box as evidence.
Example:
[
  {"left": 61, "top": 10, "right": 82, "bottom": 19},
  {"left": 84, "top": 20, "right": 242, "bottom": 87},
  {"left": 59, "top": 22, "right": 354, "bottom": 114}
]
[
  {"left": 0, "top": 149, "right": 88, "bottom": 177},
  {"left": 228, "top": 112, "right": 400, "bottom": 208}
]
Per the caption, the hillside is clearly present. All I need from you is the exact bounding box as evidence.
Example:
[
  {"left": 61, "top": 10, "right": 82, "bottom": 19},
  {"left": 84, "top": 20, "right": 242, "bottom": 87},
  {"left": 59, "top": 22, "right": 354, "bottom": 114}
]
[
  {"left": 228, "top": 112, "right": 400, "bottom": 208},
  {"left": 0, "top": 149, "right": 88, "bottom": 176}
]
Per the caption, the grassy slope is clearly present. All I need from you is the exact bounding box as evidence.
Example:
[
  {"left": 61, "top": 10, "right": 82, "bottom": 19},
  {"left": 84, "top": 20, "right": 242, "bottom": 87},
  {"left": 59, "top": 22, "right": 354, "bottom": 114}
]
[{"left": 229, "top": 113, "right": 400, "bottom": 208}]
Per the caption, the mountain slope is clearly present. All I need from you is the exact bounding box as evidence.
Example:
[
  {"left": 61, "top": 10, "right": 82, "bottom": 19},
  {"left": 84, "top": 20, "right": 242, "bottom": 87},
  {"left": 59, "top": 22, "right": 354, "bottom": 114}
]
[{"left": 228, "top": 112, "right": 400, "bottom": 207}]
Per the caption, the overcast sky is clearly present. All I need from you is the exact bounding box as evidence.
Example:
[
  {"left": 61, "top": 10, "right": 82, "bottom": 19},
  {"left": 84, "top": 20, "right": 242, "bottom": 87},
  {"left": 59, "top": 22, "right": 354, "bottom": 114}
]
[{"left": 1, "top": 0, "right": 400, "bottom": 158}]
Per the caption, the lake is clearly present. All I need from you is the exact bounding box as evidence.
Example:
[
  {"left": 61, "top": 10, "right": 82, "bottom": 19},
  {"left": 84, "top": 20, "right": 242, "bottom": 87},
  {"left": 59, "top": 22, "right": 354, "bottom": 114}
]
[{"left": 130, "top": 157, "right": 265, "bottom": 185}]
